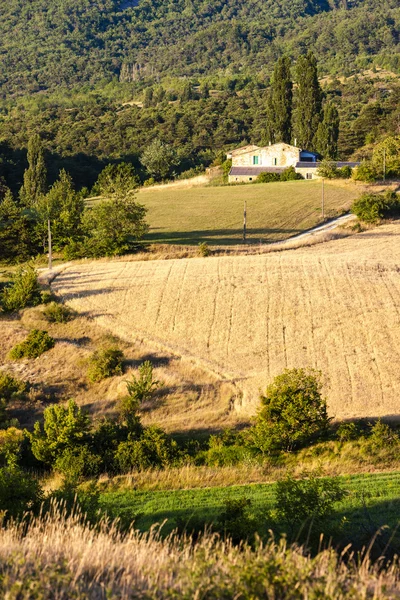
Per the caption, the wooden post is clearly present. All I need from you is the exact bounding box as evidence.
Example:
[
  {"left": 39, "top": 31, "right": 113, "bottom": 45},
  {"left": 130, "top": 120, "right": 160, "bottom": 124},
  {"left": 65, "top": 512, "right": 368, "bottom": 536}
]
[
  {"left": 48, "top": 219, "right": 52, "bottom": 270},
  {"left": 322, "top": 178, "right": 325, "bottom": 221},
  {"left": 243, "top": 199, "right": 247, "bottom": 243},
  {"left": 383, "top": 148, "right": 386, "bottom": 183}
]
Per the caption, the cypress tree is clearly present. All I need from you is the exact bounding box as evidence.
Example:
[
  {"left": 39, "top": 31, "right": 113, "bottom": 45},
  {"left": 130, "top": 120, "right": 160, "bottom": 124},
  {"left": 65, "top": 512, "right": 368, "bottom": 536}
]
[
  {"left": 20, "top": 134, "right": 47, "bottom": 206},
  {"left": 292, "top": 52, "right": 323, "bottom": 149},
  {"left": 266, "top": 56, "right": 293, "bottom": 144},
  {"left": 315, "top": 101, "right": 340, "bottom": 158}
]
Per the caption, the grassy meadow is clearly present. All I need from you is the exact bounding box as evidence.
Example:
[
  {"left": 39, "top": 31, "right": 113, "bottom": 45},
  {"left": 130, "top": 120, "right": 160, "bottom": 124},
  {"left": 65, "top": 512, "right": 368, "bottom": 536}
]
[
  {"left": 100, "top": 471, "right": 400, "bottom": 543},
  {"left": 139, "top": 180, "right": 358, "bottom": 245}
]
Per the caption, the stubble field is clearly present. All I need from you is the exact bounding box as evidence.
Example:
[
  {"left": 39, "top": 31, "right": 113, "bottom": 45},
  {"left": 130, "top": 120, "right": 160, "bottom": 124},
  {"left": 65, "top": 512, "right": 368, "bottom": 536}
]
[{"left": 52, "top": 222, "right": 400, "bottom": 423}]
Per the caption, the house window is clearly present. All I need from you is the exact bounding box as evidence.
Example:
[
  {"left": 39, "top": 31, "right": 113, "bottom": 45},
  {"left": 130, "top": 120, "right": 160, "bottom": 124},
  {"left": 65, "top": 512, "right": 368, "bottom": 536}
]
[
  {"left": 252, "top": 156, "right": 259, "bottom": 165},
  {"left": 249, "top": 177, "right": 253, "bottom": 181},
  {"left": 273, "top": 158, "right": 277, "bottom": 166},
  {"left": 306, "top": 173, "right": 313, "bottom": 180}
]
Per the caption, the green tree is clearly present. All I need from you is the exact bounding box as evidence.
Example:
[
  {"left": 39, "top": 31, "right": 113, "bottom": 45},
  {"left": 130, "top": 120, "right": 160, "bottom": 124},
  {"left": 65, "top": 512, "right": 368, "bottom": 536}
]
[
  {"left": 251, "top": 368, "right": 330, "bottom": 454},
  {"left": 0, "top": 189, "right": 36, "bottom": 261},
  {"left": 94, "top": 163, "right": 139, "bottom": 196},
  {"left": 141, "top": 139, "right": 180, "bottom": 180},
  {"left": 315, "top": 102, "right": 340, "bottom": 158},
  {"left": 20, "top": 134, "right": 47, "bottom": 207},
  {"left": 30, "top": 400, "right": 91, "bottom": 465},
  {"left": 292, "top": 52, "right": 323, "bottom": 149},
  {"left": 82, "top": 192, "right": 148, "bottom": 257},
  {"left": 372, "top": 136, "right": 400, "bottom": 178},
  {"left": 266, "top": 57, "right": 293, "bottom": 144},
  {"left": 34, "top": 169, "right": 84, "bottom": 251}
]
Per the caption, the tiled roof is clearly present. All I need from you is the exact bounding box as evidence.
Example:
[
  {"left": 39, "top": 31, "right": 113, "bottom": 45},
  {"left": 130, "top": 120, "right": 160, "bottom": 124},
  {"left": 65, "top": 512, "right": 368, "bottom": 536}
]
[
  {"left": 295, "top": 161, "right": 360, "bottom": 168},
  {"left": 229, "top": 167, "right": 284, "bottom": 176}
]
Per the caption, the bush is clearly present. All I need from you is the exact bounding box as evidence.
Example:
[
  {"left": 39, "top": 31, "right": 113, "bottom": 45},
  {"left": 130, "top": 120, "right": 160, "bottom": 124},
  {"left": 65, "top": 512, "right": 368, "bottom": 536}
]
[
  {"left": 0, "top": 372, "right": 29, "bottom": 402},
  {"left": 0, "top": 465, "right": 43, "bottom": 519},
  {"left": 87, "top": 347, "right": 124, "bottom": 382},
  {"left": 216, "top": 497, "right": 257, "bottom": 543},
  {"left": 352, "top": 191, "right": 400, "bottom": 224},
  {"left": 337, "top": 165, "right": 352, "bottom": 179},
  {"left": 9, "top": 329, "right": 55, "bottom": 359},
  {"left": 251, "top": 368, "right": 330, "bottom": 454},
  {"left": 115, "top": 426, "right": 178, "bottom": 472},
  {"left": 198, "top": 242, "right": 210, "bottom": 257},
  {"left": 30, "top": 400, "right": 91, "bottom": 466},
  {"left": 336, "top": 422, "right": 360, "bottom": 442},
  {"left": 352, "top": 161, "right": 378, "bottom": 182},
  {"left": 275, "top": 473, "right": 346, "bottom": 532},
  {"left": 1, "top": 264, "right": 41, "bottom": 312},
  {"left": 125, "top": 361, "right": 161, "bottom": 404},
  {"left": 257, "top": 172, "right": 281, "bottom": 183},
  {"left": 280, "top": 166, "right": 303, "bottom": 181},
  {"left": 42, "top": 301, "right": 75, "bottom": 323},
  {"left": 48, "top": 480, "right": 100, "bottom": 524},
  {"left": 54, "top": 445, "right": 103, "bottom": 480},
  {"left": 317, "top": 160, "right": 338, "bottom": 179},
  {"left": 202, "top": 429, "right": 252, "bottom": 467},
  {"left": 367, "top": 420, "right": 399, "bottom": 451},
  {"left": 0, "top": 427, "right": 25, "bottom": 467}
]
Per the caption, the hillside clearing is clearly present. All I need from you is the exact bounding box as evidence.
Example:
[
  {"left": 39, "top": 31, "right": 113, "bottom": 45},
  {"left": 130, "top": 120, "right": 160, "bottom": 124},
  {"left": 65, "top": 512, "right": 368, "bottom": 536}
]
[
  {"left": 51, "top": 222, "right": 400, "bottom": 425},
  {"left": 138, "top": 180, "right": 359, "bottom": 245}
]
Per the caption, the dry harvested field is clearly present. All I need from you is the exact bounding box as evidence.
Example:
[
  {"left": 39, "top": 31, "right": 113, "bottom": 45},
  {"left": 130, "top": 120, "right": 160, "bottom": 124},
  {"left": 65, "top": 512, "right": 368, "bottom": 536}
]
[{"left": 52, "top": 222, "right": 400, "bottom": 423}]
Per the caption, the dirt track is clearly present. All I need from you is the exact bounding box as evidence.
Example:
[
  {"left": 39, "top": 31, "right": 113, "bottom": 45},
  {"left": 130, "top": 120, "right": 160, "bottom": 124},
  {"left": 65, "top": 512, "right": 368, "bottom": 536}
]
[{"left": 52, "top": 223, "right": 400, "bottom": 421}]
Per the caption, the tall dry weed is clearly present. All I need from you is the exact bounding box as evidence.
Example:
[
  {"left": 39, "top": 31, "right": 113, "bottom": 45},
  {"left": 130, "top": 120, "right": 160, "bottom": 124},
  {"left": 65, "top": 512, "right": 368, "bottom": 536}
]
[{"left": 0, "top": 505, "right": 399, "bottom": 598}]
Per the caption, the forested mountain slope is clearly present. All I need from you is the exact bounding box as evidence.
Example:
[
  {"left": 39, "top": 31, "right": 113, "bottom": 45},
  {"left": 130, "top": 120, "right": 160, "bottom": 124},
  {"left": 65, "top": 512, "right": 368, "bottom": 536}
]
[{"left": 0, "top": 0, "right": 399, "bottom": 95}]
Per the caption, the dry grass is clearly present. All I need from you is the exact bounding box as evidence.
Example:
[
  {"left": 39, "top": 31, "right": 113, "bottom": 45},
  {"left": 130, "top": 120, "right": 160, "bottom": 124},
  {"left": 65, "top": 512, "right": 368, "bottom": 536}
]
[
  {"left": 0, "top": 304, "right": 239, "bottom": 431},
  {"left": 0, "top": 508, "right": 399, "bottom": 599},
  {"left": 51, "top": 222, "right": 400, "bottom": 424}
]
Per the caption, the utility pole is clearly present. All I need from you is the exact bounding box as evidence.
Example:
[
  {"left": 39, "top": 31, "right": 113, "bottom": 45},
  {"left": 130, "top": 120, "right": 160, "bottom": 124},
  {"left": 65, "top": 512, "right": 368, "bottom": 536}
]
[
  {"left": 243, "top": 199, "right": 247, "bottom": 243},
  {"left": 383, "top": 147, "right": 386, "bottom": 183},
  {"left": 321, "top": 178, "right": 325, "bottom": 221},
  {"left": 48, "top": 219, "right": 52, "bottom": 270}
]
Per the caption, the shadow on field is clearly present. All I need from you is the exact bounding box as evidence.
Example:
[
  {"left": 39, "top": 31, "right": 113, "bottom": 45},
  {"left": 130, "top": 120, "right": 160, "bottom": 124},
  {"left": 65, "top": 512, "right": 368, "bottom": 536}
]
[
  {"left": 145, "top": 227, "right": 303, "bottom": 245},
  {"left": 61, "top": 287, "right": 125, "bottom": 301}
]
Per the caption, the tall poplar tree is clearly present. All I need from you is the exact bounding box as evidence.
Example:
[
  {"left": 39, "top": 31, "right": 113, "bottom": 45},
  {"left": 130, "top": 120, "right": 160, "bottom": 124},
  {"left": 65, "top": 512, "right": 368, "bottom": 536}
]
[
  {"left": 292, "top": 52, "right": 322, "bottom": 149},
  {"left": 20, "top": 134, "right": 47, "bottom": 207},
  {"left": 315, "top": 101, "right": 340, "bottom": 158},
  {"left": 266, "top": 56, "right": 293, "bottom": 144}
]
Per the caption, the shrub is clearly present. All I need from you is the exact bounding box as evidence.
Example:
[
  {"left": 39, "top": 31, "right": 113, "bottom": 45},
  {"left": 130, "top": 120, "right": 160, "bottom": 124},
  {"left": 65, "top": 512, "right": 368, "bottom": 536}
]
[
  {"left": 203, "top": 429, "right": 252, "bottom": 467},
  {"left": 367, "top": 420, "right": 399, "bottom": 451},
  {"left": 280, "top": 166, "right": 303, "bottom": 181},
  {"left": 1, "top": 264, "right": 41, "bottom": 312},
  {"left": 352, "top": 161, "right": 378, "bottom": 182},
  {"left": 48, "top": 480, "right": 100, "bottom": 524},
  {"left": 42, "top": 301, "right": 75, "bottom": 323},
  {"left": 337, "top": 165, "right": 352, "bottom": 179},
  {"left": 198, "top": 242, "right": 211, "bottom": 257},
  {"left": 251, "top": 368, "right": 330, "bottom": 454},
  {"left": 30, "top": 400, "right": 91, "bottom": 466},
  {"left": 0, "top": 427, "right": 25, "bottom": 467},
  {"left": 275, "top": 473, "right": 346, "bottom": 532},
  {"left": 0, "top": 465, "right": 43, "bottom": 519},
  {"left": 0, "top": 372, "right": 29, "bottom": 402},
  {"left": 317, "top": 160, "right": 338, "bottom": 179},
  {"left": 54, "top": 445, "right": 103, "bottom": 480},
  {"left": 352, "top": 191, "right": 400, "bottom": 224},
  {"left": 125, "top": 361, "right": 161, "bottom": 403},
  {"left": 87, "top": 347, "right": 124, "bottom": 382},
  {"left": 115, "top": 426, "right": 178, "bottom": 472},
  {"left": 257, "top": 172, "right": 280, "bottom": 183},
  {"left": 9, "top": 329, "right": 55, "bottom": 359},
  {"left": 336, "top": 422, "right": 360, "bottom": 442},
  {"left": 216, "top": 497, "right": 257, "bottom": 543}
]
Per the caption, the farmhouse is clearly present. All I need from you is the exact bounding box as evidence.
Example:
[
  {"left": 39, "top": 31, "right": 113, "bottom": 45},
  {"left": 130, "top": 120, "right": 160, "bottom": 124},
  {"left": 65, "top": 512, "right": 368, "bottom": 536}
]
[{"left": 227, "top": 142, "right": 358, "bottom": 182}]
